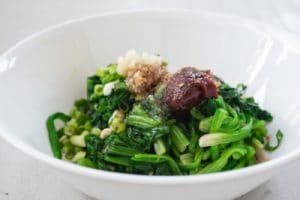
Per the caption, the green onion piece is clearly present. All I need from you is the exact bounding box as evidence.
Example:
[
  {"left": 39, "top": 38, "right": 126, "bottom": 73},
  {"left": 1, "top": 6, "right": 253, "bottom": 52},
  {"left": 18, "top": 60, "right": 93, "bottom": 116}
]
[
  {"left": 109, "top": 118, "right": 126, "bottom": 133},
  {"left": 199, "top": 119, "right": 253, "bottom": 147},
  {"left": 180, "top": 153, "right": 193, "bottom": 165},
  {"left": 154, "top": 139, "right": 167, "bottom": 155},
  {"left": 170, "top": 125, "right": 190, "bottom": 153},
  {"left": 198, "top": 146, "right": 247, "bottom": 174},
  {"left": 210, "top": 108, "right": 228, "bottom": 132},
  {"left": 202, "top": 151, "right": 210, "bottom": 161},
  {"left": 63, "top": 118, "right": 78, "bottom": 136},
  {"left": 71, "top": 151, "right": 86, "bottom": 162},
  {"left": 61, "top": 143, "right": 74, "bottom": 159},
  {"left": 70, "top": 130, "right": 89, "bottom": 147},
  {"left": 91, "top": 127, "right": 101, "bottom": 136},
  {"left": 178, "top": 148, "right": 203, "bottom": 172},
  {"left": 199, "top": 117, "right": 212, "bottom": 133},
  {"left": 252, "top": 137, "right": 264, "bottom": 149},
  {"left": 96, "top": 67, "right": 106, "bottom": 77},
  {"left": 264, "top": 130, "right": 283, "bottom": 152},
  {"left": 94, "top": 84, "right": 103, "bottom": 96},
  {"left": 46, "top": 112, "right": 71, "bottom": 158}
]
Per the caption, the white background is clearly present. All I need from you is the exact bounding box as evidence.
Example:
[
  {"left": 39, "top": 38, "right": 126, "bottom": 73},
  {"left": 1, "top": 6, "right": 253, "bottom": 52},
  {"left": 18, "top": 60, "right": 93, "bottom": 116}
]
[{"left": 0, "top": 0, "right": 300, "bottom": 199}]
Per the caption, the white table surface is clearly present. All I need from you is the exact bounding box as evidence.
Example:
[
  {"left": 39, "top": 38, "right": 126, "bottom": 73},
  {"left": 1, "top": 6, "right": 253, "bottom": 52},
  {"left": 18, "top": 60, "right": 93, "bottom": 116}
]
[{"left": 1, "top": 1, "right": 300, "bottom": 199}]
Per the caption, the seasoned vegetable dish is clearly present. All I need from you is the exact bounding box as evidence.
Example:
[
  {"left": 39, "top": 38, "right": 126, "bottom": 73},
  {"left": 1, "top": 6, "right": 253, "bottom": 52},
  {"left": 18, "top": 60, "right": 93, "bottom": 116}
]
[{"left": 46, "top": 50, "right": 283, "bottom": 175}]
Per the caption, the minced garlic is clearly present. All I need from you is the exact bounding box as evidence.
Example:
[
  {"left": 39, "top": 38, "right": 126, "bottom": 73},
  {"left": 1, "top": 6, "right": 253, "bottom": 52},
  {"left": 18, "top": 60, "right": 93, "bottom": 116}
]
[{"left": 117, "top": 50, "right": 170, "bottom": 96}]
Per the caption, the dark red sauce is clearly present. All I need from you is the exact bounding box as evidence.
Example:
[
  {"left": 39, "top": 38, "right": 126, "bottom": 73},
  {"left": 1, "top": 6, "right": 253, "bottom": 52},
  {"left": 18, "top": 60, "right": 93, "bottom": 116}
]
[{"left": 164, "top": 67, "right": 218, "bottom": 114}]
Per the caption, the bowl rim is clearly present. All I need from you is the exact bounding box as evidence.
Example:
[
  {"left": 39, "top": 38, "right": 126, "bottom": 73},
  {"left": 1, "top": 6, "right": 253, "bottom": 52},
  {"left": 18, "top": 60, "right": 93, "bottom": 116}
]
[{"left": 1, "top": 8, "right": 300, "bottom": 185}]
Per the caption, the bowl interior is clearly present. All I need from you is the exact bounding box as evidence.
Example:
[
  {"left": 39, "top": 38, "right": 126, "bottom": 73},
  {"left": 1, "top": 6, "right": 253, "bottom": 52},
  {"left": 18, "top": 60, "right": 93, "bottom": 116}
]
[{"left": 0, "top": 11, "right": 299, "bottom": 163}]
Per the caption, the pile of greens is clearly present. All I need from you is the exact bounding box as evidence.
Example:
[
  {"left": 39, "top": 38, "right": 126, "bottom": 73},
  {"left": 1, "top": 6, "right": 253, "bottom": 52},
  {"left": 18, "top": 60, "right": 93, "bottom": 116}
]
[{"left": 46, "top": 64, "right": 283, "bottom": 175}]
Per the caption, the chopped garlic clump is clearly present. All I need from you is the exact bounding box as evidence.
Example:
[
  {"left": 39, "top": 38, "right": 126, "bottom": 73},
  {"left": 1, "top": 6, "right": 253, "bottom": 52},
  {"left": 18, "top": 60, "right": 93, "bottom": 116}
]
[
  {"left": 117, "top": 50, "right": 169, "bottom": 97},
  {"left": 117, "top": 50, "right": 163, "bottom": 76}
]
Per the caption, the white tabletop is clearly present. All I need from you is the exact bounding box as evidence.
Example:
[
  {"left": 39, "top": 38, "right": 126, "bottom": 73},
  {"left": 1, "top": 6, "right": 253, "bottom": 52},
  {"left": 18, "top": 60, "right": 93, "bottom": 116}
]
[{"left": 1, "top": 1, "right": 300, "bottom": 199}]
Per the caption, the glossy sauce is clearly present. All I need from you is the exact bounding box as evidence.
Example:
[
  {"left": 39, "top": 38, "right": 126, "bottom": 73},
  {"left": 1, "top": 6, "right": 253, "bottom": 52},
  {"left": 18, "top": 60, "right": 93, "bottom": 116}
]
[{"left": 164, "top": 67, "right": 218, "bottom": 114}]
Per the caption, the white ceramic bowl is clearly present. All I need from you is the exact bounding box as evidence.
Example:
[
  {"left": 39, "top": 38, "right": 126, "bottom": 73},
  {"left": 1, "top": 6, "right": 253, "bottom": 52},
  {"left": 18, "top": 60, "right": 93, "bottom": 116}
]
[{"left": 0, "top": 10, "right": 300, "bottom": 200}]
